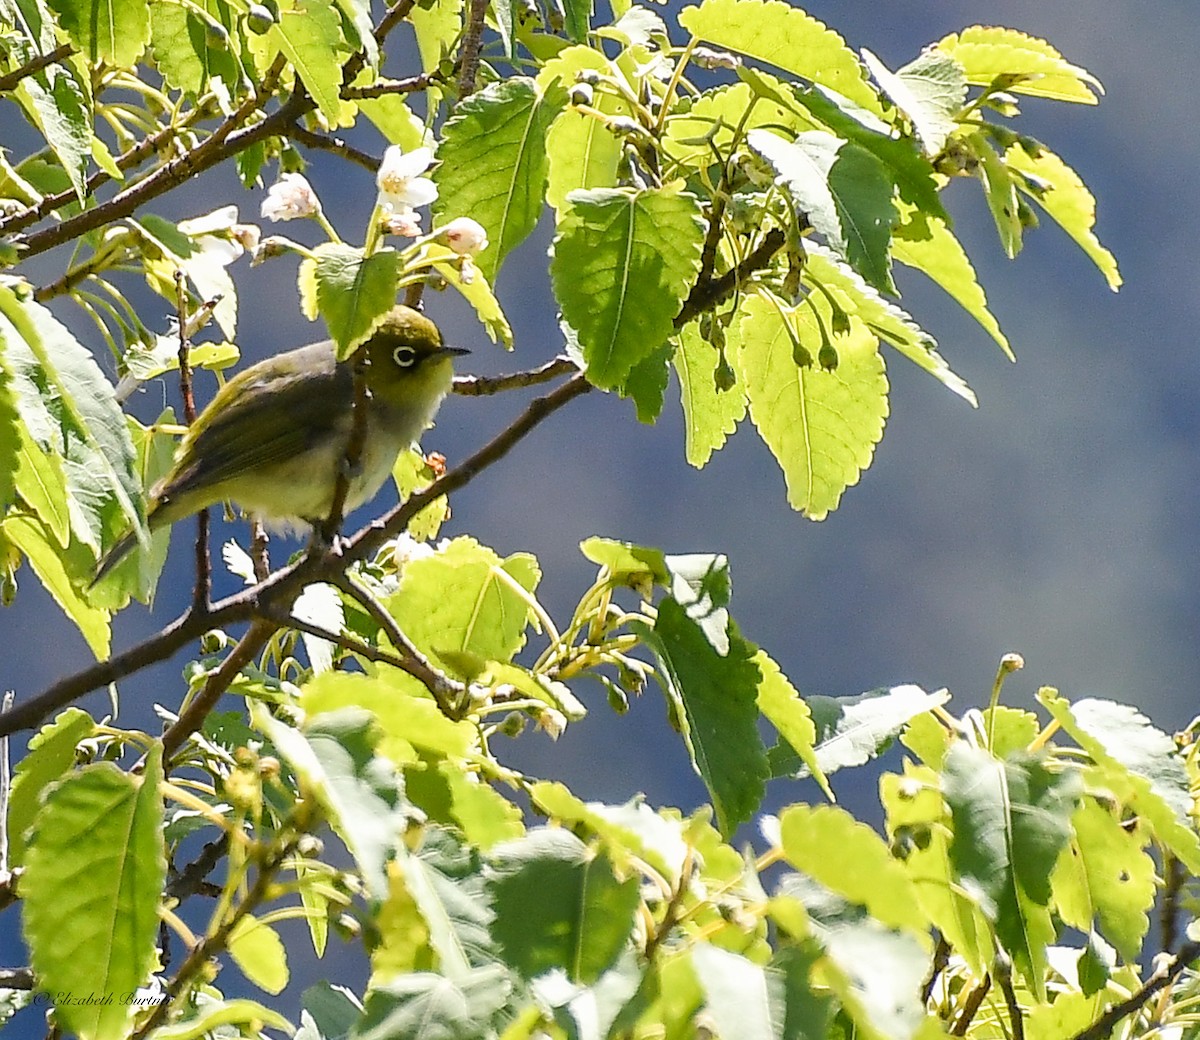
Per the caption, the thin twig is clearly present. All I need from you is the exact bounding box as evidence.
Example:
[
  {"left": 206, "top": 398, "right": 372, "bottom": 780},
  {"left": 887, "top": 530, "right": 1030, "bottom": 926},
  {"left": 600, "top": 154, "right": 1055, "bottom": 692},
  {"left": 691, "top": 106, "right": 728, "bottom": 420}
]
[
  {"left": 166, "top": 835, "right": 230, "bottom": 902},
  {"left": 1070, "top": 941, "right": 1200, "bottom": 1040},
  {"left": 286, "top": 124, "right": 379, "bottom": 173},
  {"left": 1161, "top": 853, "right": 1183, "bottom": 953},
  {"left": 0, "top": 966, "right": 33, "bottom": 990},
  {"left": 332, "top": 574, "right": 465, "bottom": 715},
  {"left": 373, "top": 0, "right": 421, "bottom": 46},
  {"left": 995, "top": 959, "right": 1024, "bottom": 1040},
  {"left": 0, "top": 373, "right": 591, "bottom": 739},
  {"left": 922, "top": 934, "right": 951, "bottom": 1005},
  {"left": 452, "top": 356, "right": 579, "bottom": 396},
  {"left": 457, "top": 0, "right": 489, "bottom": 99},
  {"left": 675, "top": 228, "right": 786, "bottom": 327},
  {"left": 343, "top": 73, "right": 441, "bottom": 99},
  {"left": 0, "top": 43, "right": 74, "bottom": 94},
  {"left": 257, "top": 603, "right": 432, "bottom": 677},
  {"left": 951, "top": 974, "right": 991, "bottom": 1036},
  {"left": 175, "top": 272, "right": 211, "bottom": 612},
  {"left": 161, "top": 620, "right": 279, "bottom": 761}
]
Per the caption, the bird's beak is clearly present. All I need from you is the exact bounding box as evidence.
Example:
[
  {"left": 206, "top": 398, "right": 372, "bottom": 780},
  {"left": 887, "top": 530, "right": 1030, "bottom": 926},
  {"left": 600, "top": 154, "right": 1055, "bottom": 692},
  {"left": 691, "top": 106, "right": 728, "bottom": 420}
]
[{"left": 441, "top": 345, "right": 471, "bottom": 357}]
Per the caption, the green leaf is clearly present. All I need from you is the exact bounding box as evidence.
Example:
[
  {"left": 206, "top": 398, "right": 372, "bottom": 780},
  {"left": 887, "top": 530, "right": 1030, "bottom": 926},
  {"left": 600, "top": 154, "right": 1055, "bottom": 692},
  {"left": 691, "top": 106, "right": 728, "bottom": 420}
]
[
  {"left": 355, "top": 966, "right": 511, "bottom": 1040},
  {"left": 486, "top": 828, "right": 641, "bottom": 983},
  {"left": 690, "top": 944, "right": 784, "bottom": 1040},
  {"left": 552, "top": 186, "right": 704, "bottom": 390},
  {"left": 943, "top": 745, "right": 1081, "bottom": 996},
  {"left": 860, "top": 48, "right": 966, "bottom": 157},
  {"left": 143, "top": 1000, "right": 292, "bottom": 1040},
  {"left": 633, "top": 602, "right": 766, "bottom": 837},
  {"left": 16, "top": 59, "right": 90, "bottom": 202},
  {"left": 0, "top": 288, "right": 146, "bottom": 553},
  {"left": 410, "top": 0, "right": 462, "bottom": 72},
  {"left": 46, "top": 0, "right": 149, "bottom": 64},
  {"left": 0, "top": 348, "right": 17, "bottom": 511},
  {"left": 747, "top": 128, "right": 896, "bottom": 294},
  {"left": 754, "top": 650, "right": 828, "bottom": 799},
  {"left": 149, "top": 1, "right": 241, "bottom": 95},
  {"left": 539, "top": 48, "right": 627, "bottom": 212},
  {"left": 228, "top": 915, "right": 290, "bottom": 995},
  {"left": 425, "top": 243, "right": 513, "bottom": 348},
  {"left": 779, "top": 804, "right": 928, "bottom": 940},
  {"left": 892, "top": 205, "right": 1011, "bottom": 359},
  {"left": 968, "top": 131, "right": 1023, "bottom": 258},
  {"left": 5, "top": 707, "right": 95, "bottom": 866},
  {"left": 579, "top": 536, "right": 667, "bottom": 593},
  {"left": 254, "top": 705, "right": 409, "bottom": 901},
  {"left": 23, "top": 746, "right": 165, "bottom": 1040},
  {"left": 439, "top": 762, "right": 525, "bottom": 851},
  {"left": 2, "top": 515, "right": 110, "bottom": 655},
  {"left": 269, "top": 0, "right": 351, "bottom": 124},
  {"left": 673, "top": 321, "right": 746, "bottom": 468},
  {"left": 1050, "top": 798, "right": 1155, "bottom": 962},
  {"left": 619, "top": 340, "right": 671, "bottom": 423},
  {"left": 1004, "top": 141, "right": 1121, "bottom": 290},
  {"left": 543, "top": 949, "right": 645, "bottom": 1040},
  {"left": 385, "top": 536, "right": 541, "bottom": 674},
  {"left": 772, "top": 684, "right": 950, "bottom": 779},
  {"left": 308, "top": 244, "right": 402, "bottom": 359},
  {"left": 677, "top": 0, "right": 881, "bottom": 114},
  {"left": 801, "top": 243, "right": 975, "bottom": 404},
  {"left": 1038, "top": 690, "right": 1200, "bottom": 872},
  {"left": 734, "top": 291, "right": 889, "bottom": 519},
  {"left": 433, "top": 78, "right": 567, "bottom": 283},
  {"left": 936, "top": 25, "right": 1103, "bottom": 104}
]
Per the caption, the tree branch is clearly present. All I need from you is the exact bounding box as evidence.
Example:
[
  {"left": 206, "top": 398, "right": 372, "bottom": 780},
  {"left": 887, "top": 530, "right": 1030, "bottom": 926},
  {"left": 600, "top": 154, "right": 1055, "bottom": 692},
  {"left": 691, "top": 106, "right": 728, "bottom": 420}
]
[
  {"left": 0, "top": 43, "right": 74, "bottom": 94},
  {"left": 1070, "top": 941, "right": 1200, "bottom": 1040},
  {"left": 457, "top": 0, "right": 489, "bottom": 99},
  {"left": 452, "top": 356, "right": 579, "bottom": 396},
  {"left": 675, "top": 228, "right": 786, "bottom": 328},
  {"left": 286, "top": 124, "right": 379, "bottom": 173},
  {"left": 0, "top": 373, "right": 592, "bottom": 739}
]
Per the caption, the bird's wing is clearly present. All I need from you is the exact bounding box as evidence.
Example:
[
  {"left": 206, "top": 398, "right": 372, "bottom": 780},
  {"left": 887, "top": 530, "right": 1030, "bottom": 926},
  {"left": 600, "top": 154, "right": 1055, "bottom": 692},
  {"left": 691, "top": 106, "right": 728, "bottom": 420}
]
[{"left": 163, "top": 346, "right": 350, "bottom": 499}]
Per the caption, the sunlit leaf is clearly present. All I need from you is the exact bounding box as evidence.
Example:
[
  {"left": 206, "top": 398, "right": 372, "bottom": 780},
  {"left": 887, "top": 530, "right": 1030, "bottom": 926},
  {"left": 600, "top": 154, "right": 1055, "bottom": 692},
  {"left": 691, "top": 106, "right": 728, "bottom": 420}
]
[{"left": 937, "top": 25, "right": 1103, "bottom": 104}]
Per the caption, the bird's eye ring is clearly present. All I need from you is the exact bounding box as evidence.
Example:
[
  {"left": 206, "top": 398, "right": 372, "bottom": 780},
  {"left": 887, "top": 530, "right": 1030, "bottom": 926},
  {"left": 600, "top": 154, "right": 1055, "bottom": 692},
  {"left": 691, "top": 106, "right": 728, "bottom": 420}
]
[{"left": 393, "top": 345, "right": 418, "bottom": 368}]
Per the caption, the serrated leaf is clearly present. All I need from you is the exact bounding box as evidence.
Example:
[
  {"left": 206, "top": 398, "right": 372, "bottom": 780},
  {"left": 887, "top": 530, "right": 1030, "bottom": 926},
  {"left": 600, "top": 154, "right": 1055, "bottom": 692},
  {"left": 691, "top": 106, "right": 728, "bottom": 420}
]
[
  {"left": 355, "top": 966, "right": 511, "bottom": 1040},
  {"left": 0, "top": 288, "right": 146, "bottom": 553},
  {"left": 968, "top": 131, "right": 1023, "bottom": 258},
  {"left": 309, "top": 244, "right": 402, "bottom": 358},
  {"left": 539, "top": 49, "right": 629, "bottom": 211},
  {"left": 774, "top": 684, "right": 950, "bottom": 779},
  {"left": 802, "top": 242, "right": 975, "bottom": 404},
  {"left": 486, "top": 828, "right": 640, "bottom": 984},
  {"left": 690, "top": 944, "right": 783, "bottom": 1040},
  {"left": 2, "top": 515, "right": 110, "bottom": 655},
  {"left": 677, "top": 0, "right": 881, "bottom": 114},
  {"left": 673, "top": 321, "right": 746, "bottom": 468},
  {"left": 254, "top": 705, "right": 409, "bottom": 901},
  {"left": 943, "top": 744, "right": 1081, "bottom": 996},
  {"left": 439, "top": 762, "right": 525, "bottom": 850},
  {"left": 270, "top": 0, "right": 351, "bottom": 124},
  {"left": 385, "top": 536, "right": 541, "bottom": 674},
  {"left": 228, "top": 915, "right": 290, "bottom": 995},
  {"left": 1038, "top": 690, "right": 1200, "bottom": 873},
  {"left": 410, "top": 0, "right": 463, "bottom": 72},
  {"left": 754, "top": 650, "right": 828, "bottom": 800},
  {"left": 5, "top": 707, "right": 95, "bottom": 866},
  {"left": 46, "top": 0, "right": 149, "bottom": 64},
  {"left": 1050, "top": 798, "right": 1155, "bottom": 962},
  {"left": 433, "top": 78, "right": 567, "bottom": 283},
  {"left": 149, "top": 1, "right": 241, "bottom": 95},
  {"left": 861, "top": 48, "right": 966, "bottom": 157},
  {"left": 1004, "top": 141, "right": 1121, "bottom": 290},
  {"left": 735, "top": 291, "right": 889, "bottom": 519},
  {"left": 633, "top": 603, "right": 766, "bottom": 837},
  {"left": 16, "top": 60, "right": 90, "bottom": 202},
  {"left": 892, "top": 205, "right": 1011, "bottom": 359},
  {"left": 618, "top": 339, "right": 671, "bottom": 423},
  {"left": 579, "top": 536, "right": 668, "bottom": 591},
  {"left": 551, "top": 186, "right": 704, "bottom": 390},
  {"left": 425, "top": 243, "right": 513, "bottom": 348},
  {"left": 23, "top": 747, "right": 165, "bottom": 1040},
  {"left": 780, "top": 804, "right": 928, "bottom": 941},
  {"left": 747, "top": 128, "right": 896, "bottom": 293},
  {"left": 937, "top": 25, "right": 1103, "bottom": 104}
]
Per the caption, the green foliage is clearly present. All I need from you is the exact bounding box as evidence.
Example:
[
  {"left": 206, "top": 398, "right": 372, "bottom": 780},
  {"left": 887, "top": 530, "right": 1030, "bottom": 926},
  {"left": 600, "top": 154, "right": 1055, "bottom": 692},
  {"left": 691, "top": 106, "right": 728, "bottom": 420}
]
[{"left": 2, "top": 2, "right": 1182, "bottom": 1040}]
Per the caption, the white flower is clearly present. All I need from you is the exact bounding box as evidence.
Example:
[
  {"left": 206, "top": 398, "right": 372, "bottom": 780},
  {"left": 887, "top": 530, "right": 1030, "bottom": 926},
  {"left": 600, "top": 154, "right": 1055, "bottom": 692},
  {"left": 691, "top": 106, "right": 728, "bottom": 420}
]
[
  {"left": 383, "top": 211, "right": 423, "bottom": 238},
  {"left": 260, "top": 173, "right": 321, "bottom": 221},
  {"left": 375, "top": 146, "right": 438, "bottom": 216},
  {"left": 442, "top": 216, "right": 488, "bottom": 256}
]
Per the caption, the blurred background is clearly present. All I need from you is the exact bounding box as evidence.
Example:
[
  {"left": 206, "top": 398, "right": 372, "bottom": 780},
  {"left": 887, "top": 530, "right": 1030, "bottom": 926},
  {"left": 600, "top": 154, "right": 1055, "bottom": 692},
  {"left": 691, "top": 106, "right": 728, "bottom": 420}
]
[{"left": 3, "top": 0, "right": 1195, "bottom": 1024}]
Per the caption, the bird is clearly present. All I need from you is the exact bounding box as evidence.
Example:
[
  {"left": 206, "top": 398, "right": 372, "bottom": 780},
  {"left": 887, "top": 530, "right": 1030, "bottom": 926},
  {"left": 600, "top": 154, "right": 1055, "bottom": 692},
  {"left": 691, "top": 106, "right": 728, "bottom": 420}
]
[{"left": 94, "top": 305, "right": 467, "bottom": 583}]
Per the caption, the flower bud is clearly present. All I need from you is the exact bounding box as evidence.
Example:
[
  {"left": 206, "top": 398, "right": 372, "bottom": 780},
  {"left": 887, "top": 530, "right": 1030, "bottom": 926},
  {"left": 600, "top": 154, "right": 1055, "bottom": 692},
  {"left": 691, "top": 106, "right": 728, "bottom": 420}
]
[
  {"left": 442, "top": 216, "right": 489, "bottom": 256},
  {"left": 260, "top": 172, "right": 320, "bottom": 222},
  {"left": 246, "top": 3, "right": 276, "bottom": 33},
  {"left": 569, "top": 83, "right": 594, "bottom": 107}
]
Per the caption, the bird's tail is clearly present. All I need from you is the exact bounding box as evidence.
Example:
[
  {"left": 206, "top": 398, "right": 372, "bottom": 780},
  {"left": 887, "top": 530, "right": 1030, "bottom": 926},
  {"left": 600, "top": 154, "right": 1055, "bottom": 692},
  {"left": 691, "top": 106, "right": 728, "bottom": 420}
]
[{"left": 90, "top": 528, "right": 141, "bottom": 588}]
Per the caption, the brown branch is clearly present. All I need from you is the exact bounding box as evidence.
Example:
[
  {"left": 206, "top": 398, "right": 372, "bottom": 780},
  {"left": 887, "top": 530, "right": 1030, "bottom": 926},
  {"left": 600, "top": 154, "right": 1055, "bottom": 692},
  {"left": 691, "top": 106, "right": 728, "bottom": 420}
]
[
  {"left": 0, "top": 43, "right": 74, "bottom": 94},
  {"left": 0, "top": 373, "right": 591, "bottom": 739},
  {"left": 166, "top": 835, "right": 229, "bottom": 903},
  {"left": 373, "top": 0, "right": 421, "bottom": 47},
  {"left": 675, "top": 227, "right": 786, "bottom": 328},
  {"left": 175, "top": 272, "right": 211, "bottom": 613},
  {"left": 286, "top": 124, "right": 379, "bottom": 173},
  {"left": 161, "top": 619, "right": 278, "bottom": 761},
  {"left": 922, "top": 934, "right": 951, "bottom": 1005},
  {"left": 951, "top": 974, "right": 990, "bottom": 1036},
  {"left": 452, "top": 356, "right": 579, "bottom": 396},
  {"left": 995, "top": 959, "right": 1024, "bottom": 1040},
  {"left": 1070, "top": 940, "right": 1200, "bottom": 1040},
  {"left": 0, "top": 966, "right": 33, "bottom": 990},
  {"left": 11, "top": 55, "right": 296, "bottom": 260},
  {"left": 457, "top": 0, "right": 489, "bottom": 100},
  {"left": 343, "top": 73, "right": 440, "bottom": 99},
  {"left": 257, "top": 604, "right": 426, "bottom": 676}
]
